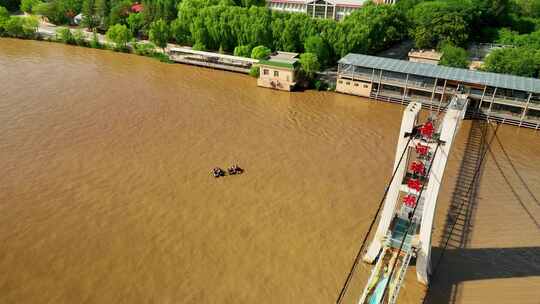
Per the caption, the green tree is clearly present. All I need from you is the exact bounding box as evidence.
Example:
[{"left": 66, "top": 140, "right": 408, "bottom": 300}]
[
  {"left": 250, "top": 45, "right": 270, "bottom": 59},
  {"left": 106, "top": 23, "right": 132, "bottom": 49},
  {"left": 57, "top": 27, "right": 75, "bottom": 43},
  {"left": 304, "top": 35, "right": 329, "bottom": 67},
  {"left": 409, "top": 1, "right": 472, "bottom": 49},
  {"left": 482, "top": 47, "right": 540, "bottom": 77},
  {"left": 299, "top": 52, "right": 319, "bottom": 79},
  {"left": 142, "top": 0, "right": 178, "bottom": 25},
  {"left": 127, "top": 11, "right": 143, "bottom": 36},
  {"left": 0, "top": 5, "right": 9, "bottom": 26},
  {"left": 109, "top": 0, "right": 132, "bottom": 25},
  {"left": 439, "top": 44, "right": 470, "bottom": 68},
  {"left": 233, "top": 45, "right": 250, "bottom": 57},
  {"left": 4, "top": 16, "right": 24, "bottom": 37},
  {"left": 33, "top": 0, "right": 81, "bottom": 25},
  {"left": 20, "top": 0, "right": 39, "bottom": 13},
  {"left": 471, "top": 0, "right": 510, "bottom": 26},
  {"left": 514, "top": 0, "right": 540, "bottom": 18},
  {"left": 148, "top": 18, "right": 169, "bottom": 50},
  {"left": 22, "top": 15, "right": 38, "bottom": 37},
  {"left": 94, "top": 0, "right": 110, "bottom": 30},
  {"left": 81, "top": 0, "right": 99, "bottom": 29}
]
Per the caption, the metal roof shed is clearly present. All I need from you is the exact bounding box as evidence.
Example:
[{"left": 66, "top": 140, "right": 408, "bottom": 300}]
[{"left": 338, "top": 53, "right": 540, "bottom": 93}]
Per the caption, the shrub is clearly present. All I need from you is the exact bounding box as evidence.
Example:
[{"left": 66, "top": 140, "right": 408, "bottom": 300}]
[
  {"left": 22, "top": 15, "right": 38, "bottom": 38},
  {"left": 250, "top": 45, "right": 271, "bottom": 60},
  {"left": 105, "top": 23, "right": 131, "bottom": 50},
  {"left": 233, "top": 45, "right": 251, "bottom": 57},
  {"left": 57, "top": 27, "right": 74, "bottom": 44},
  {"left": 73, "top": 29, "right": 86, "bottom": 46},
  {"left": 133, "top": 41, "right": 156, "bottom": 55},
  {"left": 4, "top": 16, "right": 38, "bottom": 38},
  {"left": 90, "top": 30, "right": 101, "bottom": 48},
  {"left": 249, "top": 66, "right": 260, "bottom": 77},
  {"left": 149, "top": 19, "right": 170, "bottom": 50},
  {"left": 439, "top": 43, "right": 470, "bottom": 68},
  {"left": 314, "top": 80, "right": 327, "bottom": 91},
  {"left": 4, "top": 16, "right": 24, "bottom": 37},
  {"left": 151, "top": 52, "right": 173, "bottom": 63},
  {"left": 193, "top": 42, "right": 206, "bottom": 51},
  {"left": 299, "top": 52, "right": 320, "bottom": 79},
  {"left": 0, "top": 6, "right": 9, "bottom": 33},
  {"left": 127, "top": 12, "right": 143, "bottom": 36}
]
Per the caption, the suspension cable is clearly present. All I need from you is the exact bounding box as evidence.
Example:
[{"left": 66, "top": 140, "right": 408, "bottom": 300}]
[
  {"left": 379, "top": 143, "right": 442, "bottom": 303},
  {"left": 335, "top": 136, "right": 413, "bottom": 304}
]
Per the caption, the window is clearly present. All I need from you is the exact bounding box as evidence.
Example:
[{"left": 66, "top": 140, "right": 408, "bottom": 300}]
[
  {"left": 363, "top": 84, "right": 369, "bottom": 88},
  {"left": 263, "top": 69, "right": 269, "bottom": 75},
  {"left": 338, "top": 80, "right": 343, "bottom": 84},
  {"left": 274, "top": 71, "right": 279, "bottom": 77},
  {"left": 346, "top": 82, "right": 350, "bottom": 85},
  {"left": 354, "top": 83, "right": 359, "bottom": 87}
]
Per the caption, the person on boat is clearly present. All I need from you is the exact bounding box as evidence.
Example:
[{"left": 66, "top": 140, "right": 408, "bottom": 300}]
[
  {"left": 228, "top": 164, "right": 243, "bottom": 175},
  {"left": 212, "top": 167, "right": 224, "bottom": 178}
]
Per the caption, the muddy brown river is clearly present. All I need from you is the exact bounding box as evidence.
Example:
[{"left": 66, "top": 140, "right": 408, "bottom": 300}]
[{"left": 0, "top": 38, "right": 539, "bottom": 304}]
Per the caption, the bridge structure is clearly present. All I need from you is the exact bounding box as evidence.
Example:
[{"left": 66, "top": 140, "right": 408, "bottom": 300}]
[{"left": 356, "top": 94, "right": 469, "bottom": 304}]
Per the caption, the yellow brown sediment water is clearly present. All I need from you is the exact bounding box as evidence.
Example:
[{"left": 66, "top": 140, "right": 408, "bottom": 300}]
[{"left": 0, "top": 38, "right": 539, "bottom": 303}]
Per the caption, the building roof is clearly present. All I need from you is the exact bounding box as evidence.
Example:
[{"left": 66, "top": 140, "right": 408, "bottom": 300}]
[
  {"left": 339, "top": 53, "right": 540, "bottom": 93},
  {"left": 131, "top": 3, "right": 143, "bottom": 12},
  {"left": 408, "top": 49, "right": 442, "bottom": 61},
  {"left": 259, "top": 59, "right": 297, "bottom": 69},
  {"left": 269, "top": 51, "right": 299, "bottom": 64},
  {"left": 169, "top": 47, "right": 259, "bottom": 63},
  {"left": 267, "top": 0, "right": 366, "bottom": 7}
]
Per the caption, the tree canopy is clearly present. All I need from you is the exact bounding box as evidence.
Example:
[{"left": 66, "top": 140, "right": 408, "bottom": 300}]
[
  {"left": 250, "top": 45, "right": 271, "bottom": 59},
  {"left": 483, "top": 47, "right": 540, "bottom": 77},
  {"left": 299, "top": 52, "right": 320, "bottom": 78},
  {"left": 304, "top": 35, "right": 329, "bottom": 67},
  {"left": 149, "top": 18, "right": 170, "bottom": 49},
  {"left": 408, "top": 1, "right": 472, "bottom": 49},
  {"left": 106, "top": 23, "right": 132, "bottom": 48},
  {"left": 439, "top": 44, "right": 470, "bottom": 68}
]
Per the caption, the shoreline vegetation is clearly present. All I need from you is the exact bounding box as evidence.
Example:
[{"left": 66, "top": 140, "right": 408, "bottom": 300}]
[{"left": 1, "top": 0, "right": 540, "bottom": 82}]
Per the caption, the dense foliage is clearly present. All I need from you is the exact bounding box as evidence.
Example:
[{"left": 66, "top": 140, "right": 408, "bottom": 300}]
[
  {"left": 169, "top": 1, "right": 406, "bottom": 64},
  {"left": 0, "top": 8, "right": 38, "bottom": 38},
  {"left": 20, "top": 0, "right": 40, "bottom": 12},
  {"left": 299, "top": 52, "right": 319, "bottom": 78},
  {"left": 483, "top": 47, "right": 540, "bottom": 77},
  {"left": 148, "top": 18, "right": 169, "bottom": 49},
  {"left": 105, "top": 23, "right": 131, "bottom": 48},
  {"left": 439, "top": 43, "right": 470, "bottom": 68},
  {"left": 250, "top": 45, "right": 271, "bottom": 59},
  {"left": 479, "top": 27, "right": 540, "bottom": 76}
]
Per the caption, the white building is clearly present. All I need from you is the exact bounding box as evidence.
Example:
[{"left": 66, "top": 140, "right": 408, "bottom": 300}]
[{"left": 267, "top": 0, "right": 368, "bottom": 21}]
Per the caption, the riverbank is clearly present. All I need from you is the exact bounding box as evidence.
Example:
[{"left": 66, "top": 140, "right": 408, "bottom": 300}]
[{"left": 29, "top": 19, "right": 174, "bottom": 63}]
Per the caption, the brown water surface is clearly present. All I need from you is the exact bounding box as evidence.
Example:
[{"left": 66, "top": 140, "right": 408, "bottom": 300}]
[{"left": 0, "top": 38, "right": 539, "bottom": 304}]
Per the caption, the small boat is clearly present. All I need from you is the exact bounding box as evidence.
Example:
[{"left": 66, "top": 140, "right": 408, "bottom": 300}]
[
  {"left": 228, "top": 164, "right": 244, "bottom": 175},
  {"left": 212, "top": 167, "right": 225, "bottom": 178}
]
